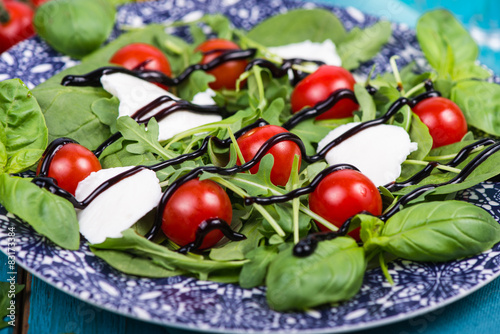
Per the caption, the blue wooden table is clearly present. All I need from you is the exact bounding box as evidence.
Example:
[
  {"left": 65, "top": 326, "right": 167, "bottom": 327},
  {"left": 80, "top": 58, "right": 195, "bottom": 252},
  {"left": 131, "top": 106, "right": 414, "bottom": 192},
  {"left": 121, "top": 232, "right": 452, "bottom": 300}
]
[{"left": 2, "top": 1, "right": 500, "bottom": 333}]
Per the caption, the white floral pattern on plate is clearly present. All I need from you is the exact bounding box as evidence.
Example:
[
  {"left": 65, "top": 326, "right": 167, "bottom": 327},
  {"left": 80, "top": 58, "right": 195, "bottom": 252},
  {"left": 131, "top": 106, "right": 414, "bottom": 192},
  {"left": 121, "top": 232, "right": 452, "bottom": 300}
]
[{"left": 1, "top": 0, "right": 499, "bottom": 333}]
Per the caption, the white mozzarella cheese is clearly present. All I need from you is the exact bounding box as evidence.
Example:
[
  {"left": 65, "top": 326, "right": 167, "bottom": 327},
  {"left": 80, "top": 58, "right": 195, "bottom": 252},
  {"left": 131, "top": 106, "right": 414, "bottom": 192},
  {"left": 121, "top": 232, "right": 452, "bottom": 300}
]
[
  {"left": 317, "top": 123, "right": 418, "bottom": 187},
  {"left": 75, "top": 166, "right": 162, "bottom": 244},
  {"left": 267, "top": 39, "right": 342, "bottom": 70},
  {"left": 101, "top": 73, "right": 221, "bottom": 141}
]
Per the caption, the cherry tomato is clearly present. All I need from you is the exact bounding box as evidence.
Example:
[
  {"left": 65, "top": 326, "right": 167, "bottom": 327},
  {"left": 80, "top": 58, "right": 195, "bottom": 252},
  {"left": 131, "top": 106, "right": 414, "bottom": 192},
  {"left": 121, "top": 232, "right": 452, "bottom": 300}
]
[
  {"left": 30, "top": 0, "right": 52, "bottom": 7},
  {"left": 412, "top": 97, "right": 468, "bottom": 149},
  {"left": 195, "top": 38, "right": 247, "bottom": 90},
  {"left": 0, "top": 1, "right": 35, "bottom": 53},
  {"left": 291, "top": 65, "right": 359, "bottom": 120},
  {"left": 37, "top": 143, "right": 102, "bottom": 195},
  {"left": 236, "top": 125, "right": 301, "bottom": 187},
  {"left": 161, "top": 178, "right": 233, "bottom": 249},
  {"left": 308, "top": 169, "right": 382, "bottom": 240},
  {"left": 110, "top": 43, "right": 172, "bottom": 75}
]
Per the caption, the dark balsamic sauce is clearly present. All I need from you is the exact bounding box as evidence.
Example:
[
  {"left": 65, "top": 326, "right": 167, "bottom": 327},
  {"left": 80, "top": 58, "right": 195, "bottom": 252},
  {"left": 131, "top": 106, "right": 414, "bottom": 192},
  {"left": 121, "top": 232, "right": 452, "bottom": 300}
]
[
  {"left": 244, "top": 58, "right": 325, "bottom": 85},
  {"left": 61, "top": 49, "right": 257, "bottom": 88},
  {"left": 177, "top": 218, "right": 247, "bottom": 254}
]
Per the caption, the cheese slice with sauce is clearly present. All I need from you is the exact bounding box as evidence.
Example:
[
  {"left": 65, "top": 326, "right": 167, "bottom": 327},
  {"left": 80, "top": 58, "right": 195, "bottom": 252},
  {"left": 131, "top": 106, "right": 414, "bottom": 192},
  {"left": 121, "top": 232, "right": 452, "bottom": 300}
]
[
  {"left": 317, "top": 123, "right": 418, "bottom": 187},
  {"left": 101, "top": 72, "right": 221, "bottom": 141},
  {"left": 75, "top": 166, "right": 162, "bottom": 244}
]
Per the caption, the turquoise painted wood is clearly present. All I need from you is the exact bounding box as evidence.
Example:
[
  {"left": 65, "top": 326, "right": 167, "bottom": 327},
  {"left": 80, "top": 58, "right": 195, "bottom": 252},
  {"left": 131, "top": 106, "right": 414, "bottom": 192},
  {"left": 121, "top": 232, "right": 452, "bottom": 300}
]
[{"left": 1, "top": 252, "right": 14, "bottom": 334}]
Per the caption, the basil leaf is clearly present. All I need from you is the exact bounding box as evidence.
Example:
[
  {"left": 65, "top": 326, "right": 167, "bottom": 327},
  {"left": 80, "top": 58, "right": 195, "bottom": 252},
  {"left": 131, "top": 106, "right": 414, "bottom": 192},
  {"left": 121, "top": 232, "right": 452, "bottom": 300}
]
[
  {"left": 372, "top": 201, "right": 500, "bottom": 262},
  {"left": 177, "top": 70, "right": 215, "bottom": 102},
  {"left": 0, "top": 174, "right": 80, "bottom": 250},
  {"left": 266, "top": 238, "right": 365, "bottom": 311},
  {"left": 338, "top": 21, "right": 392, "bottom": 70},
  {"left": 451, "top": 80, "right": 500, "bottom": 136},
  {"left": 34, "top": 0, "right": 116, "bottom": 58},
  {"left": 0, "top": 79, "right": 48, "bottom": 173},
  {"left": 416, "top": 10, "right": 478, "bottom": 78},
  {"left": 246, "top": 9, "right": 346, "bottom": 46},
  {"left": 399, "top": 114, "right": 433, "bottom": 180},
  {"left": 32, "top": 62, "right": 113, "bottom": 150},
  {"left": 239, "top": 246, "right": 278, "bottom": 288}
]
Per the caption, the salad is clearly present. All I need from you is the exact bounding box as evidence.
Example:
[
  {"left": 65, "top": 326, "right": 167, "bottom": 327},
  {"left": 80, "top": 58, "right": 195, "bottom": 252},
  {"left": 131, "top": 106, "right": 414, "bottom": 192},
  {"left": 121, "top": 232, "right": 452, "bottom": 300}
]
[{"left": 1, "top": 3, "right": 500, "bottom": 313}]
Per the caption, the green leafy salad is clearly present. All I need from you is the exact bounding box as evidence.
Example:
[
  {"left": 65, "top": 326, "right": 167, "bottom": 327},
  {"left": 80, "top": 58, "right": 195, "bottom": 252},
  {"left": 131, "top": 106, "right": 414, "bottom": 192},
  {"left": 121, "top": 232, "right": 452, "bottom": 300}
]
[{"left": 2, "top": 8, "right": 500, "bottom": 312}]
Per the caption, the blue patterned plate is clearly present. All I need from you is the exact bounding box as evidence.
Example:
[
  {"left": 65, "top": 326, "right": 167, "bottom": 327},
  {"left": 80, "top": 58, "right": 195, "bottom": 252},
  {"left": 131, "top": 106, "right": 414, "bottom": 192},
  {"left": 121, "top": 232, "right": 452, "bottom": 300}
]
[{"left": 1, "top": 0, "right": 500, "bottom": 333}]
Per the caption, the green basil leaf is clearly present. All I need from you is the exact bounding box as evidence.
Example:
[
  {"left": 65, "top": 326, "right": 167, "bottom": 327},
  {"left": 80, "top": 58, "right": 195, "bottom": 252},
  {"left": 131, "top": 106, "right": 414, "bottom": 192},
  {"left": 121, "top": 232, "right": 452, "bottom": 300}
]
[
  {"left": 416, "top": 10, "right": 478, "bottom": 76},
  {"left": 451, "top": 80, "right": 500, "bottom": 136},
  {"left": 34, "top": 0, "right": 116, "bottom": 58},
  {"left": 239, "top": 246, "right": 278, "bottom": 288},
  {"left": 246, "top": 9, "right": 346, "bottom": 46},
  {"left": 373, "top": 200, "right": 500, "bottom": 262},
  {"left": 0, "top": 79, "right": 48, "bottom": 173},
  {"left": 399, "top": 113, "right": 433, "bottom": 180},
  {"left": 32, "top": 62, "right": 114, "bottom": 150},
  {"left": 0, "top": 174, "right": 80, "bottom": 250},
  {"left": 338, "top": 21, "right": 392, "bottom": 70},
  {"left": 266, "top": 237, "right": 365, "bottom": 311},
  {"left": 452, "top": 63, "right": 492, "bottom": 81}
]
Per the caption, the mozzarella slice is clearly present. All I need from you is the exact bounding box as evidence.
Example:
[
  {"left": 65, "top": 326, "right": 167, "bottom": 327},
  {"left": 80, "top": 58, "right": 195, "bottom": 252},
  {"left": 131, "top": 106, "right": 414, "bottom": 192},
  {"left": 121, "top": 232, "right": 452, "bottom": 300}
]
[
  {"left": 75, "top": 166, "right": 162, "bottom": 244},
  {"left": 101, "top": 72, "right": 222, "bottom": 141},
  {"left": 268, "top": 39, "right": 342, "bottom": 70},
  {"left": 317, "top": 123, "right": 418, "bottom": 187}
]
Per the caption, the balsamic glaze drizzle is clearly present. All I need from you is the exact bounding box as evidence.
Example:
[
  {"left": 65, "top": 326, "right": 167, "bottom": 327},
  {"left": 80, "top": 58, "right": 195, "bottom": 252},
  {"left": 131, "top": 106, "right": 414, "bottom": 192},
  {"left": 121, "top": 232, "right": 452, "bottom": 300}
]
[
  {"left": 244, "top": 58, "right": 325, "bottom": 85},
  {"left": 177, "top": 218, "right": 247, "bottom": 254},
  {"left": 61, "top": 49, "right": 258, "bottom": 88}
]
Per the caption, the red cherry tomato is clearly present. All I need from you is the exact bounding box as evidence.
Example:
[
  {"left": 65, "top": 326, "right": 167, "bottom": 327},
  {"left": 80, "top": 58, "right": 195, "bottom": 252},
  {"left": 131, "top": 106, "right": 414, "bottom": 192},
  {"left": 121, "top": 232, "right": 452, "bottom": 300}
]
[
  {"left": 291, "top": 65, "right": 359, "bottom": 120},
  {"left": 161, "top": 178, "right": 233, "bottom": 249},
  {"left": 37, "top": 143, "right": 102, "bottom": 195},
  {"left": 195, "top": 38, "right": 247, "bottom": 90},
  {"left": 412, "top": 97, "right": 468, "bottom": 149},
  {"left": 30, "top": 0, "right": 52, "bottom": 7},
  {"left": 236, "top": 125, "right": 301, "bottom": 187},
  {"left": 309, "top": 169, "right": 382, "bottom": 240},
  {"left": 0, "top": 1, "right": 35, "bottom": 53},
  {"left": 110, "top": 43, "right": 172, "bottom": 75}
]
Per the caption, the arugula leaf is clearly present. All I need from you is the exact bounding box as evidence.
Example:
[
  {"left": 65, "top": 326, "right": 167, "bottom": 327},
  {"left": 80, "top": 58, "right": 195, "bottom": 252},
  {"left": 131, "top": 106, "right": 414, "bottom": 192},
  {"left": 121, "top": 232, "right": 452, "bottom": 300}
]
[
  {"left": 0, "top": 174, "right": 80, "bottom": 250},
  {"left": 246, "top": 9, "right": 346, "bottom": 46},
  {"left": 369, "top": 201, "right": 500, "bottom": 262},
  {"left": 338, "top": 21, "right": 392, "bottom": 70},
  {"left": 0, "top": 79, "right": 48, "bottom": 173},
  {"left": 209, "top": 219, "right": 264, "bottom": 261},
  {"left": 116, "top": 117, "right": 175, "bottom": 160},
  {"left": 354, "top": 83, "right": 376, "bottom": 122},
  {"left": 91, "top": 229, "right": 247, "bottom": 281},
  {"left": 266, "top": 238, "right": 365, "bottom": 311}
]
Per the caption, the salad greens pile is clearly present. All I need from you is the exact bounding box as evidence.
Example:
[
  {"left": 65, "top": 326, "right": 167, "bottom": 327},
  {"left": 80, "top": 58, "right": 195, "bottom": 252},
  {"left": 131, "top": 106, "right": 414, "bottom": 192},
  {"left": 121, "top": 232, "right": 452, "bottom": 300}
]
[{"left": 1, "top": 7, "right": 500, "bottom": 311}]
